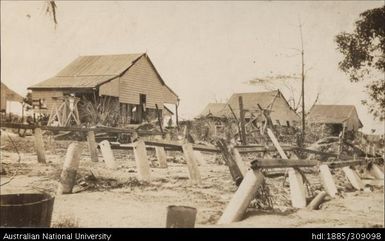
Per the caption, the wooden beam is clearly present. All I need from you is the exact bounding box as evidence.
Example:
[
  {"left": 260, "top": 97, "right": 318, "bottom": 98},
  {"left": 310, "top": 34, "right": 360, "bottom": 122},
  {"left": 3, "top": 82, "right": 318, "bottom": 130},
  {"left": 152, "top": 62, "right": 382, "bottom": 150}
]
[
  {"left": 0, "top": 122, "right": 160, "bottom": 135},
  {"left": 238, "top": 96, "right": 247, "bottom": 145},
  {"left": 217, "top": 169, "right": 264, "bottom": 224},
  {"left": 216, "top": 140, "right": 244, "bottom": 186},
  {"left": 251, "top": 159, "right": 317, "bottom": 169},
  {"left": 326, "top": 160, "right": 367, "bottom": 168},
  {"left": 267, "top": 128, "right": 306, "bottom": 208}
]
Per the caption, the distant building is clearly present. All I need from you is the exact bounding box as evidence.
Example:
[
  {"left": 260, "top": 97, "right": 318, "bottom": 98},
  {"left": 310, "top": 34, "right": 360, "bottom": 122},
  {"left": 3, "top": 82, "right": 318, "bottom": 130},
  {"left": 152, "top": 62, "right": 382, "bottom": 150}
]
[
  {"left": 198, "top": 103, "right": 227, "bottom": 119},
  {"left": 224, "top": 90, "right": 300, "bottom": 126},
  {"left": 28, "top": 53, "right": 178, "bottom": 124},
  {"left": 1, "top": 82, "right": 23, "bottom": 113},
  {"left": 307, "top": 105, "right": 363, "bottom": 135}
]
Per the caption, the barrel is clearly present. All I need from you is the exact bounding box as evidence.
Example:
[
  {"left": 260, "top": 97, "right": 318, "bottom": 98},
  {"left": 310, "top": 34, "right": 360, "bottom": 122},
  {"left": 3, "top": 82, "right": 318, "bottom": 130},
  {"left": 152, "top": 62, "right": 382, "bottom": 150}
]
[
  {"left": 166, "top": 205, "right": 197, "bottom": 228},
  {"left": 0, "top": 193, "right": 55, "bottom": 227}
]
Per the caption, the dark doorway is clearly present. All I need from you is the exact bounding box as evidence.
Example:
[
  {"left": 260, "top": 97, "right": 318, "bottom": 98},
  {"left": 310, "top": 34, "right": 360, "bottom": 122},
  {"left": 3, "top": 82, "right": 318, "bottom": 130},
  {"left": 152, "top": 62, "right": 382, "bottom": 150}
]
[{"left": 138, "top": 94, "right": 146, "bottom": 123}]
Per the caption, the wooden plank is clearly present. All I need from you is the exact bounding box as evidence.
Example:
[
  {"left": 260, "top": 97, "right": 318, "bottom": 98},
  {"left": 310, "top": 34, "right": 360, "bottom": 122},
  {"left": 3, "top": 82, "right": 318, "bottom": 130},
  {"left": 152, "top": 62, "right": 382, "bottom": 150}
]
[
  {"left": 342, "top": 167, "right": 364, "bottom": 190},
  {"left": 57, "top": 142, "right": 82, "bottom": 194},
  {"left": 34, "top": 128, "right": 46, "bottom": 164},
  {"left": 87, "top": 131, "right": 99, "bottom": 162},
  {"left": 326, "top": 160, "right": 367, "bottom": 168},
  {"left": 319, "top": 164, "right": 337, "bottom": 198},
  {"left": 99, "top": 140, "right": 116, "bottom": 169},
  {"left": 0, "top": 122, "right": 159, "bottom": 135},
  {"left": 182, "top": 143, "right": 202, "bottom": 185},
  {"left": 133, "top": 140, "right": 151, "bottom": 182},
  {"left": 155, "top": 147, "right": 168, "bottom": 168},
  {"left": 217, "top": 169, "right": 264, "bottom": 224},
  {"left": 251, "top": 159, "right": 317, "bottom": 169},
  {"left": 267, "top": 128, "right": 306, "bottom": 208}
]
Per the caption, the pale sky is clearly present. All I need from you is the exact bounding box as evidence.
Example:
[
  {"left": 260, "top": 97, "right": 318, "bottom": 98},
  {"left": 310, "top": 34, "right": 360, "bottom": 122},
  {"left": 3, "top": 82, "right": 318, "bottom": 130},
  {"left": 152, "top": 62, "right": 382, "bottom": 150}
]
[{"left": 1, "top": 1, "right": 384, "bottom": 133}]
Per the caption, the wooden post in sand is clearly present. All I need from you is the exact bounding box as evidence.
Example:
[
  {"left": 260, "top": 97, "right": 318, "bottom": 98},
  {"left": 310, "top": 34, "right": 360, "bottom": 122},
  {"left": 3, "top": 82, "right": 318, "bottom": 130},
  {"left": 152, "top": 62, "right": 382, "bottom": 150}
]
[
  {"left": 182, "top": 143, "right": 202, "bottom": 185},
  {"left": 99, "top": 140, "right": 116, "bottom": 169},
  {"left": 87, "top": 131, "right": 98, "bottom": 162},
  {"left": 319, "top": 164, "right": 337, "bottom": 198},
  {"left": 232, "top": 148, "right": 248, "bottom": 176},
  {"left": 57, "top": 142, "right": 82, "bottom": 194},
  {"left": 155, "top": 147, "right": 168, "bottom": 168},
  {"left": 368, "top": 164, "right": 384, "bottom": 180},
  {"left": 217, "top": 169, "right": 264, "bottom": 224},
  {"left": 193, "top": 150, "right": 206, "bottom": 166},
  {"left": 307, "top": 191, "right": 327, "bottom": 210},
  {"left": 267, "top": 128, "right": 306, "bottom": 208},
  {"left": 133, "top": 140, "right": 151, "bottom": 182},
  {"left": 342, "top": 166, "right": 364, "bottom": 190},
  {"left": 34, "top": 128, "right": 46, "bottom": 163}
]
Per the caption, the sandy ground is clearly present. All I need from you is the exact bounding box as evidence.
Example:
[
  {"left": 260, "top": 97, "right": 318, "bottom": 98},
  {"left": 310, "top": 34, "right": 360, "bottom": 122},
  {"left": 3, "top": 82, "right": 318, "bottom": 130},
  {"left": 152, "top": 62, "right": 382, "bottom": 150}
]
[{"left": 0, "top": 130, "right": 384, "bottom": 228}]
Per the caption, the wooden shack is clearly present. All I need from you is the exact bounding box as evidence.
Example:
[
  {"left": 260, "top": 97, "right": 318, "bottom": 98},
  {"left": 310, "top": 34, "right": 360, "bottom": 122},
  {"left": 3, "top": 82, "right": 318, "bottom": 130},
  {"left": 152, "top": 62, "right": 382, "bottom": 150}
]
[{"left": 28, "top": 53, "right": 179, "bottom": 125}]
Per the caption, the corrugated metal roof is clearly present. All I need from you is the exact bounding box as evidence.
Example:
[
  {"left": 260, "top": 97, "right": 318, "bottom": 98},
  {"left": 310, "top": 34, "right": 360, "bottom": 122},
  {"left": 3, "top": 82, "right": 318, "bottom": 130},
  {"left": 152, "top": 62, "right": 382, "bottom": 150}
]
[
  {"left": 29, "top": 53, "right": 144, "bottom": 89},
  {"left": 199, "top": 103, "right": 227, "bottom": 117},
  {"left": 29, "top": 76, "right": 117, "bottom": 89},
  {"left": 307, "top": 105, "right": 358, "bottom": 124}
]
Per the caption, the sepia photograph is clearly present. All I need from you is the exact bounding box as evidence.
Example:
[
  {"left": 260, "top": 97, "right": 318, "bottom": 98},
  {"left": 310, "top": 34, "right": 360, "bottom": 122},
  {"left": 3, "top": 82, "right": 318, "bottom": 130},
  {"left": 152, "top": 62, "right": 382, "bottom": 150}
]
[{"left": 0, "top": 0, "right": 384, "bottom": 234}]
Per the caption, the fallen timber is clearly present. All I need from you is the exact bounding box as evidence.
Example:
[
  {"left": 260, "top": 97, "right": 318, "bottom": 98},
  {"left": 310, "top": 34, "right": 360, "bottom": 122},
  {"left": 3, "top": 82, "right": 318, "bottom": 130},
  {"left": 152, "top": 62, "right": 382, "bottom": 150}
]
[
  {"left": 0, "top": 122, "right": 160, "bottom": 135},
  {"left": 251, "top": 159, "right": 318, "bottom": 169}
]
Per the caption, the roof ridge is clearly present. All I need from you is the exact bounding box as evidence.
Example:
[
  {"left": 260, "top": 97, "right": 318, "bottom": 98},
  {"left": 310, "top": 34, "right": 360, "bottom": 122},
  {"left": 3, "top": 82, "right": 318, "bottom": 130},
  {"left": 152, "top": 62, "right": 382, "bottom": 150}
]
[{"left": 232, "top": 90, "right": 279, "bottom": 95}]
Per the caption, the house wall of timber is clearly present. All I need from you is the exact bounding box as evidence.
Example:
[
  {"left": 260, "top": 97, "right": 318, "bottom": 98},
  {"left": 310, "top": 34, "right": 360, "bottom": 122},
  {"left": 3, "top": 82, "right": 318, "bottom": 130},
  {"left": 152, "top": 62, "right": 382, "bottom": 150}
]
[{"left": 118, "top": 55, "right": 178, "bottom": 109}]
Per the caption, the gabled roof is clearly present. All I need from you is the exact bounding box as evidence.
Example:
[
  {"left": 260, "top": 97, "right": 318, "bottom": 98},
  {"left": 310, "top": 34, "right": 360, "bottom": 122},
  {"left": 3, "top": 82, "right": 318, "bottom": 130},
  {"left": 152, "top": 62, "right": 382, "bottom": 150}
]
[
  {"left": 307, "top": 105, "right": 363, "bottom": 128},
  {"left": 29, "top": 53, "right": 144, "bottom": 89},
  {"left": 199, "top": 103, "right": 227, "bottom": 118},
  {"left": 1, "top": 82, "right": 23, "bottom": 102},
  {"left": 226, "top": 90, "right": 280, "bottom": 113}
]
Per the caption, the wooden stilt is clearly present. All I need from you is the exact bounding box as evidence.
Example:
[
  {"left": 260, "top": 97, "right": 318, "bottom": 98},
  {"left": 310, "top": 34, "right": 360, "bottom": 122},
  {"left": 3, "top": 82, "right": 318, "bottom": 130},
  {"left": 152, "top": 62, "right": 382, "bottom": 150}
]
[
  {"left": 57, "top": 142, "right": 82, "bottom": 194},
  {"left": 133, "top": 140, "right": 151, "bottom": 182},
  {"left": 34, "top": 128, "right": 46, "bottom": 164},
  {"left": 155, "top": 147, "right": 168, "bottom": 168},
  {"left": 193, "top": 150, "right": 206, "bottom": 166},
  {"left": 216, "top": 140, "right": 243, "bottom": 185},
  {"left": 182, "top": 143, "right": 202, "bottom": 185},
  {"left": 232, "top": 148, "right": 247, "bottom": 176},
  {"left": 217, "top": 169, "right": 264, "bottom": 224},
  {"left": 307, "top": 191, "right": 327, "bottom": 210},
  {"left": 99, "top": 140, "right": 116, "bottom": 169},
  {"left": 368, "top": 164, "right": 384, "bottom": 180},
  {"left": 319, "top": 164, "right": 337, "bottom": 198},
  {"left": 87, "top": 131, "right": 98, "bottom": 162},
  {"left": 342, "top": 167, "right": 364, "bottom": 190},
  {"left": 267, "top": 128, "right": 306, "bottom": 208}
]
